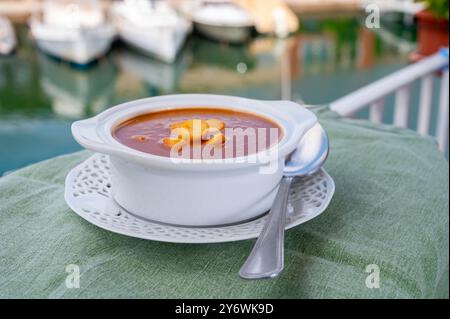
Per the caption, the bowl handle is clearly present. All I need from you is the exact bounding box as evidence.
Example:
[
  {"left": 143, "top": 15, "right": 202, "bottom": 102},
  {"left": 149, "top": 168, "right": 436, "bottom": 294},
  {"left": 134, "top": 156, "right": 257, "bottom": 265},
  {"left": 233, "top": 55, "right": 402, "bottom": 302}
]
[
  {"left": 72, "top": 117, "right": 123, "bottom": 157},
  {"left": 265, "top": 100, "right": 317, "bottom": 135}
]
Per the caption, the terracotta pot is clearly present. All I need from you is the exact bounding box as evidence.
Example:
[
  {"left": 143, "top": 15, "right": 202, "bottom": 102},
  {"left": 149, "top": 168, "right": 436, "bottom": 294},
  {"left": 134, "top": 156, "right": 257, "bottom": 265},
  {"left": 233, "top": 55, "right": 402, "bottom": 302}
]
[{"left": 416, "top": 10, "right": 449, "bottom": 57}]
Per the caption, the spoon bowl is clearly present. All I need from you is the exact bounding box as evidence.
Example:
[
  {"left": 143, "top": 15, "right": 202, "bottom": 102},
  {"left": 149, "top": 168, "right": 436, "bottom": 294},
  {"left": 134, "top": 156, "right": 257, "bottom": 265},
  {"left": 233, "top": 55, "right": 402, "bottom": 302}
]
[{"left": 284, "top": 124, "right": 329, "bottom": 177}]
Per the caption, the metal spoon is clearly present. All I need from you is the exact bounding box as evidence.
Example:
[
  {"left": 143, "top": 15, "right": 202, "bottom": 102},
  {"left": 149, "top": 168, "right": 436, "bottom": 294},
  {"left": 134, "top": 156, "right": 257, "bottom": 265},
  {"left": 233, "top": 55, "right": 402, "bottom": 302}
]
[{"left": 239, "top": 123, "right": 329, "bottom": 279}]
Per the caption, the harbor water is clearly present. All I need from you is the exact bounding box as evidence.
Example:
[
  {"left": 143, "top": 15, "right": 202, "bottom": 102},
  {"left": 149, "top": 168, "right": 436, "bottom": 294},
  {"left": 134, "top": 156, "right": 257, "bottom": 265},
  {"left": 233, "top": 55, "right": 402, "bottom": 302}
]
[{"left": 1, "top": 14, "right": 432, "bottom": 174}]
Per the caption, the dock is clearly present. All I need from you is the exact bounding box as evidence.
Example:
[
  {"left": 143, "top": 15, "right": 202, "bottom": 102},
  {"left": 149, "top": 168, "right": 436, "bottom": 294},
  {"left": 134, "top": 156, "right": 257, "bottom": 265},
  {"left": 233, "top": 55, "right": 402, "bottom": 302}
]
[
  {"left": 0, "top": 0, "right": 363, "bottom": 22},
  {"left": 0, "top": 0, "right": 41, "bottom": 22},
  {"left": 284, "top": 0, "right": 360, "bottom": 14},
  {"left": 0, "top": 0, "right": 109, "bottom": 22}
]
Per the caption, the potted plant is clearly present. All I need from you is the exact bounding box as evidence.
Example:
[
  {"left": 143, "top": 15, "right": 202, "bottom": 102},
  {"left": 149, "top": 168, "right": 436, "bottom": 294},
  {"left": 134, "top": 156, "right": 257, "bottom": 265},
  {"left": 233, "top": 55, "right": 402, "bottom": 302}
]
[{"left": 416, "top": 0, "right": 449, "bottom": 57}]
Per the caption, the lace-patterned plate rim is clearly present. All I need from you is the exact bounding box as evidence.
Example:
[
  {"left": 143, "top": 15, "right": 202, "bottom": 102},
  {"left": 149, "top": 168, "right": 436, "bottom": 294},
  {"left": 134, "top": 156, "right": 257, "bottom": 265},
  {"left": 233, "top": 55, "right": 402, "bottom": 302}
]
[{"left": 64, "top": 154, "right": 335, "bottom": 244}]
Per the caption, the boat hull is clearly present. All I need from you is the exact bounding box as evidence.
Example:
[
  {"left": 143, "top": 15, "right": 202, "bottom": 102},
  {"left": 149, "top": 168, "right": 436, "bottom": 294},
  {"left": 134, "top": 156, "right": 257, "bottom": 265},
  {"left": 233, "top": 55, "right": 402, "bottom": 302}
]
[
  {"left": 30, "top": 16, "right": 115, "bottom": 65},
  {"left": 194, "top": 22, "right": 252, "bottom": 43},
  {"left": 117, "top": 22, "right": 189, "bottom": 63},
  {"left": 35, "top": 36, "right": 113, "bottom": 65}
]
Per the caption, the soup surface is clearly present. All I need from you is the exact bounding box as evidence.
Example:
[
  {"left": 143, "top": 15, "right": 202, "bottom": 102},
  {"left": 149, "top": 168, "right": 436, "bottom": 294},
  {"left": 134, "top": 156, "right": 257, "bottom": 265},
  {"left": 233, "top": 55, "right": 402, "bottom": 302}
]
[{"left": 113, "top": 108, "right": 281, "bottom": 159}]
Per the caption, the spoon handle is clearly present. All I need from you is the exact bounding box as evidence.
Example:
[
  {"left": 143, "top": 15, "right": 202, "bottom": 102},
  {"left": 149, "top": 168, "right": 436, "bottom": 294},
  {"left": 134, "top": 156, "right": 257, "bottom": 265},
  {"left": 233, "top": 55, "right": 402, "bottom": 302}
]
[{"left": 239, "top": 176, "right": 293, "bottom": 279}]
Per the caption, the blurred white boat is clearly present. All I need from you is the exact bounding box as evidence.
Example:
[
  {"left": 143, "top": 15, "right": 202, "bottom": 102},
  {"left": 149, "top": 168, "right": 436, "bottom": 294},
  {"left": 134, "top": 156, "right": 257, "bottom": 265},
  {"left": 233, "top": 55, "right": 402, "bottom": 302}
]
[
  {"left": 29, "top": 0, "right": 115, "bottom": 65},
  {"left": 113, "top": 0, "right": 191, "bottom": 63},
  {"left": 191, "top": 0, "right": 254, "bottom": 43},
  {"left": 0, "top": 16, "right": 16, "bottom": 55}
]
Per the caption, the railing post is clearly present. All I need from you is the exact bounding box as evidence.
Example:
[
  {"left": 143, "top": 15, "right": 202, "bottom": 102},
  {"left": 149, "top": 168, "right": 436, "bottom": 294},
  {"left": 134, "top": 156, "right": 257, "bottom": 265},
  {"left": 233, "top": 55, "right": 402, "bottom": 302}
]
[
  {"left": 436, "top": 68, "right": 449, "bottom": 153},
  {"left": 417, "top": 74, "right": 434, "bottom": 136},
  {"left": 394, "top": 85, "right": 411, "bottom": 128},
  {"left": 369, "top": 98, "right": 385, "bottom": 123},
  {"left": 329, "top": 51, "right": 448, "bottom": 117}
]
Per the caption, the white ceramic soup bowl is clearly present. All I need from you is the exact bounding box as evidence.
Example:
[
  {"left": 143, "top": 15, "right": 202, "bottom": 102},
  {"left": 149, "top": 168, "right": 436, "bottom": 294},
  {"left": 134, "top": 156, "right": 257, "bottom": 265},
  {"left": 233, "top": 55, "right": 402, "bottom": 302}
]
[{"left": 71, "top": 94, "right": 317, "bottom": 226}]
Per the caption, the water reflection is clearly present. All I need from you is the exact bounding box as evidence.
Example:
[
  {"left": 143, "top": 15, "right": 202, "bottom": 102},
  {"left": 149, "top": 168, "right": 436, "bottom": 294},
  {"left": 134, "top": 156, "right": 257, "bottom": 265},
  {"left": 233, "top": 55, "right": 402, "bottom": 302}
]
[
  {"left": 0, "top": 16, "right": 415, "bottom": 174},
  {"left": 38, "top": 53, "right": 118, "bottom": 118},
  {"left": 179, "top": 36, "right": 296, "bottom": 99},
  {"left": 0, "top": 53, "right": 52, "bottom": 116},
  {"left": 191, "top": 36, "right": 256, "bottom": 70},
  {"left": 113, "top": 45, "right": 190, "bottom": 95}
]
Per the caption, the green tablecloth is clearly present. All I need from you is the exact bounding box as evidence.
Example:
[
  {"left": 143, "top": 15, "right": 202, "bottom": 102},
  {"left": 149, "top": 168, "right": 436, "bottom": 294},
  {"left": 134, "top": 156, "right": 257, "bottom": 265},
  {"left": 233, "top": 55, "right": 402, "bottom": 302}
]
[{"left": 0, "top": 106, "right": 448, "bottom": 298}]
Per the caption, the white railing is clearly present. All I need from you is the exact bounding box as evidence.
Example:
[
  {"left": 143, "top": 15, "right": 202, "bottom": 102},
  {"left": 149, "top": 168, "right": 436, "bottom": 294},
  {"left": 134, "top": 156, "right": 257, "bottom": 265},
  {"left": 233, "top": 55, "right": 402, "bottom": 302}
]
[{"left": 330, "top": 49, "right": 449, "bottom": 154}]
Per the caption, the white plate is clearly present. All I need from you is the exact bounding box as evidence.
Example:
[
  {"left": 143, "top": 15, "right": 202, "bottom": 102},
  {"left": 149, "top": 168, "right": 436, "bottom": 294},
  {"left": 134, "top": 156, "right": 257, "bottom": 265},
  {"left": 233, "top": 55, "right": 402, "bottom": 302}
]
[{"left": 64, "top": 154, "right": 335, "bottom": 243}]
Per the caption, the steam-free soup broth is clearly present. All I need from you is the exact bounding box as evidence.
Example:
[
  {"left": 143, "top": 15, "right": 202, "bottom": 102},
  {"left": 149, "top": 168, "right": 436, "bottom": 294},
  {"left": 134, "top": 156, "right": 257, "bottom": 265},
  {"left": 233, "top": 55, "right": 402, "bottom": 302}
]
[{"left": 113, "top": 108, "right": 281, "bottom": 159}]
